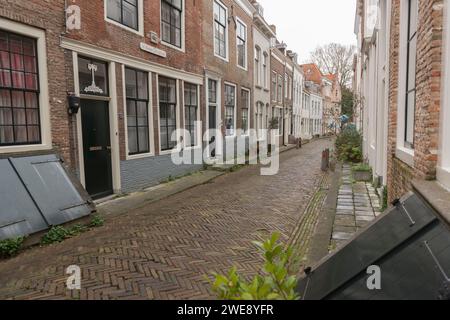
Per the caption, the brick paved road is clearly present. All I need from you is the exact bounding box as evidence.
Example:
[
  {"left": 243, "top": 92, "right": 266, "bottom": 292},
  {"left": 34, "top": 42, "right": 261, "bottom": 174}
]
[{"left": 0, "top": 139, "right": 331, "bottom": 300}]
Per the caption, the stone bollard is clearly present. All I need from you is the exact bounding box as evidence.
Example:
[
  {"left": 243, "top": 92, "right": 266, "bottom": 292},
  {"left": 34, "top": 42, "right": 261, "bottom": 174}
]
[{"left": 321, "top": 148, "right": 330, "bottom": 172}]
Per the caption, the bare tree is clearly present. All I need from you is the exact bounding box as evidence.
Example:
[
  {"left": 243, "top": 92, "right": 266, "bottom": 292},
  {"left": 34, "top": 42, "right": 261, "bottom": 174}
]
[{"left": 310, "top": 43, "right": 356, "bottom": 88}]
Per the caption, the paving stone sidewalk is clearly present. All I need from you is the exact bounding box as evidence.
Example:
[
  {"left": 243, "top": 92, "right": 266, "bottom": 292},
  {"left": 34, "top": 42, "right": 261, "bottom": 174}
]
[
  {"left": 331, "top": 164, "right": 382, "bottom": 250},
  {"left": 0, "top": 139, "right": 332, "bottom": 300}
]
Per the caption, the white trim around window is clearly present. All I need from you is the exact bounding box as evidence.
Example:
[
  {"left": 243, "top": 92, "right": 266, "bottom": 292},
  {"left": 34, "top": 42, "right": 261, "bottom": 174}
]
[
  {"left": 157, "top": 75, "right": 182, "bottom": 156},
  {"left": 224, "top": 82, "right": 237, "bottom": 138},
  {"left": 121, "top": 65, "right": 155, "bottom": 161},
  {"left": 104, "top": 0, "right": 145, "bottom": 36},
  {"left": 160, "top": 0, "right": 186, "bottom": 53},
  {"left": 438, "top": 0, "right": 450, "bottom": 190},
  {"left": 0, "top": 17, "right": 52, "bottom": 154},
  {"left": 182, "top": 81, "right": 201, "bottom": 150},
  {"left": 240, "top": 87, "right": 251, "bottom": 136},
  {"left": 235, "top": 17, "right": 248, "bottom": 71},
  {"left": 213, "top": 0, "right": 229, "bottom": 62},
  {"left": 395, "top": 0, "right": 415, "bottom": 166}
]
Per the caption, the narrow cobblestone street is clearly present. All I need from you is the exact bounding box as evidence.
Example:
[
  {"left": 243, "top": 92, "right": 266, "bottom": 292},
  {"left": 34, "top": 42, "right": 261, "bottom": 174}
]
[{"left": 0, "top": 139, "right": 332, "bottom": 300}]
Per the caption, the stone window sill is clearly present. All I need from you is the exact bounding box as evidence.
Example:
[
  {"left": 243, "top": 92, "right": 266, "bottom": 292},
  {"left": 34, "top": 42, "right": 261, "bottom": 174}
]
[{"left": 412, "top": 179, "right": 450, "bottom": 226}]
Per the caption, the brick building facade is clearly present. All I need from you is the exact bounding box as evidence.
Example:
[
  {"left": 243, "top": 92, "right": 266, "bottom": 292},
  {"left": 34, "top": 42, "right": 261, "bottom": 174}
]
[
  {"left": 354, "top": 0, "right": 450, "bottom": 206},
  {"left": 0, "top": 0, "right": 312, "bottom": 201}
]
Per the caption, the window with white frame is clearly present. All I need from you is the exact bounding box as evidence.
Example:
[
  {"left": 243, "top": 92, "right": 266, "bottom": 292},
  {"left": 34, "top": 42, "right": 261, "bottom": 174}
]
[
  {"left": 184, "top": 82, "right": 198, "bottom": 147},
  {"left": 224, "top": 84, "right": 235, "bottom": 136},
  {"left": 278, "top": 74, "right": 283, "bottom": 102},
  {"left": 125, "top": 67, "right": 150, "bottom": 155},
  {"left": 161, "top": 0, "right": 183, "bottom": 48},
  {"left": 159, "top": 76, "right": 177, "bottom": 151},
  {"left": 263, "top": 53, "right": 268, "bottom": 88},
  {"left": 284, "top": 73, "right": 288, "bottom": 98},
  {"left": 106, "top": 0, "right": 139, "bottom": 31},
  {"left": 404, "top": 0, "right": 418, "bottom": 148},
  {"left": 241, "top": 89, "right": 250, "bottom": 134},
  {"left": 214, "top": 1, "right": 227, "bottom": 59},
  {"left": 255, "top": 47, "right": 261, "bottom": 86},
  {"left": 0, "top": 30, "right": 41, "bottom": 146},
  {"left": 236, "top": 20, "right": 247, "bottom": 69}
]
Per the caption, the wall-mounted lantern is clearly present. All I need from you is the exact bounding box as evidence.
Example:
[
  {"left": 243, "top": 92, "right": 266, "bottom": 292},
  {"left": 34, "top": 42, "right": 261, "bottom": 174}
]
[{"left": 67, "top": 93, "right": 81, "bottom": 115}]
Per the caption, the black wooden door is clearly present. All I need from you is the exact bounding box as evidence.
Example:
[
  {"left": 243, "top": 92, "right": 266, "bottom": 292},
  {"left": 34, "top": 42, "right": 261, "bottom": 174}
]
[
  {"left": 208, "top": 106, "right": 217, "bottom": 157},
  {"left": 81, "top": 100, "right": 113, "bottom": 199}
]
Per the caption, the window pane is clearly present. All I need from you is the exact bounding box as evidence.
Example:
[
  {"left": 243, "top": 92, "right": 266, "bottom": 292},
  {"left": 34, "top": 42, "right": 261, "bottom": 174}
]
[
  {"left": 14, "top": 126, "right": 27, "bottom": 143},
  {"left": 126, "top": 100, "right": 136, "bottom": 126},
  {"left": 125, "top": 68, "right": 137, "bottom": 98},
  {"left": 107, "top": 0, "right": 122, "bottom": 22},
  {"left": 11, "top": 91, "right": 25, "bottom": 108},
  {"left": 0, "top": 108, "right": 12, "bottom": 125},
  {"left": 0, "top": 126, "right": 14, "bottom": 144},
  {"left": 26, "top": 109, "right": 39, "bottom": 125},
  {"left": 25, "top": 92, "right": 38, "bottom": 109},
  {"left": 407, "top": 35, "right": 417, "bottom": 91},
  {"left": 136, "top": 101, "right": 147, "bottom": 126},
  {"left": 137, "top": 71, "right": 148, "bottom": 100},
  {"left": 138, "top": 126, "right": 149, "bottom": 152},
  {"left": 0, "top": 90, "right": 10, "bottom": 107},
  {"left": 127, "top": 126, "right": 138, "bottom": 154}
]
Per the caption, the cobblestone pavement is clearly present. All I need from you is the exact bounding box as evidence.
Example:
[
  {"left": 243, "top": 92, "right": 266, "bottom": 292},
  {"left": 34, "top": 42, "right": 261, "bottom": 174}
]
[
  {"left": 331, "top": 164, "right": 382, "bottom": 250},
  {"left": 0, "top": 139, "right": 332, "bottom": 300}
]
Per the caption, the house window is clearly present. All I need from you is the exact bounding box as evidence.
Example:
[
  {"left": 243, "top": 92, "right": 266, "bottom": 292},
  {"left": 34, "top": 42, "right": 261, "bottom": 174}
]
[
  {"left": 241, "top": 89, "right": 250, "bottom": 134},
  {"left": 78, "top": 56, "right": 109, "bottom": 96},
  {"left": 278, "top": 74, "right": 283, "bottom": 102},
  {"left": 255, "top": 47, "right": 261, "bottom": 86},
  {"left": 271, "top": 72, "right": 277, "bottom": 101},
  {"left": 161, "top": 0, "right": 182, "bottom": 48},
  {"left": 214, "top": 1, "right": 227, "bottom": 59},
  {"left": 224, "top": 84, "right": 235, "bottom": 136},
  {"left": 106, "top": 0, "right": 139, "bottom": 30},
  {"left": 404, "top": 0, "right": 418, "bottom": 148},
  {"left": 284, "top": 73, "right": 288, "bottom": 98},
  {"left": 125, "top": 68, "right": 149, "bottom": 155},
  {"left": 0, "top": 31, "right": 40, "bottom": 146},
  {"left": 236, "top": 20, "right": 247, "bottom": 69},
  {"left": 263, "top": 53, "right": 268, "bottom": 88},
  {"left": 184, "top": 83, "right": 198, "bottom": 147},
  {"left": 159, "top": 76, "right": 177, "bottom": 151}
]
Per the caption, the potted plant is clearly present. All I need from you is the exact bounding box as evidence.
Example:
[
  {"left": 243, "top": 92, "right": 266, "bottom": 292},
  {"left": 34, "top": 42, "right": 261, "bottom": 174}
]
[{"left": 267, "top": 117, "right": 279, "bottom": 154}]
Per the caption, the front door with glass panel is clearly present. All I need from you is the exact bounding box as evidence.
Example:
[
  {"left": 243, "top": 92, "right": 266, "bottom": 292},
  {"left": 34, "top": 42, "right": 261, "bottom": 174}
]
[
  {"left": 77, "top": 56, "right": 112, "bottom": 200},
  {"left": 81, "top": 100, "right": 113, "bottom": 200}
]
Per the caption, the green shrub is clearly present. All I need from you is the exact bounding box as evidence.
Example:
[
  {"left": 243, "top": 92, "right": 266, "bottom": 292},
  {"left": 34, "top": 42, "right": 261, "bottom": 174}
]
[
  {"left": 210, "top": 233, "right": 299, "bottom": 300},
  {"left": 41, "top": 226, "right": 69, "bottom": 245},
  {"left": 0, "top": 237, "right": 24, "bottom": 258},
  {"left": 90, "top": 215, "right": 105, "bottom": 228},
  {"left": 353, "top": 163, "right": 372, "bottom": 172},
  {"left": 336, "top": 126, "right": 363, "bottom": 163}
]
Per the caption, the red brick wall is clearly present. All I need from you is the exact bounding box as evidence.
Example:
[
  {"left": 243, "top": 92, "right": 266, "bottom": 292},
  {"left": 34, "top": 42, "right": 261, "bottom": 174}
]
[
  {"left": 65, "top": 0, "right": 204, "bottom": 76},
  {"left": 387, "top": 0, "right": 444, "bottom": 202},
  {"left": 0, "top": 1, "right": 74, "bottom": 168}
]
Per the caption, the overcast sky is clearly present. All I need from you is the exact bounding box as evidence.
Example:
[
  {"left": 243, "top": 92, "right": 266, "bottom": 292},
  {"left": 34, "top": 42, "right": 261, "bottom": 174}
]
[{"left": 258, "top": 0, "right": 357, "bottom": 63}]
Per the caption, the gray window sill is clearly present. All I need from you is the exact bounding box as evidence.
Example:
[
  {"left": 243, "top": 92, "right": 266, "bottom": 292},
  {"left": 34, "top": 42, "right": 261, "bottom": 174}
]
[{"left": 412, "top": 179, "right": 450, "bottom": 226}]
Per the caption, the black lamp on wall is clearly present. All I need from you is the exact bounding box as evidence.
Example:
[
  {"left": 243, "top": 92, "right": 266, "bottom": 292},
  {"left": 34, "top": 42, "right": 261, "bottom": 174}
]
[{"left": 67, "top": 93, "right": 80, "bottom": 115}]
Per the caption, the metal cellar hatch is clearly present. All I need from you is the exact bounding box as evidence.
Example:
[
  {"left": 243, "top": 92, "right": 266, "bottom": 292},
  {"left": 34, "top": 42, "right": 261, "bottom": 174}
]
[
  {"left": 297, "top": 192, "right": 450, "bottom": 300},
  {"left": 0, "top": 154, "right": 95, "bottom": 241}
]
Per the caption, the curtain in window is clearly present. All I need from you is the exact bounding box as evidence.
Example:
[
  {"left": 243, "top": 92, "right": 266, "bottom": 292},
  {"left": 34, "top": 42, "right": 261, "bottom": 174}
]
[{"left": 0, "top": 31, "right": 40, "bottom": 146}]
